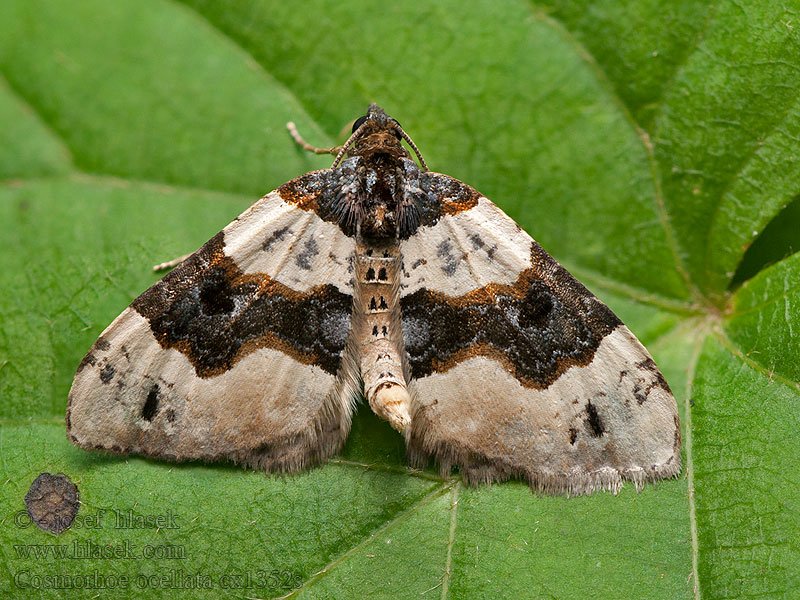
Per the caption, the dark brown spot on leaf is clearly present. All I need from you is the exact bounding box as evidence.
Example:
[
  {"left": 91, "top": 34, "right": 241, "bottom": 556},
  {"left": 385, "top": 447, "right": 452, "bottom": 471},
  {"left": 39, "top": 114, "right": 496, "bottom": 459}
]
[{"left": 25, "top": 473, "right": 79, "bottom": 534}]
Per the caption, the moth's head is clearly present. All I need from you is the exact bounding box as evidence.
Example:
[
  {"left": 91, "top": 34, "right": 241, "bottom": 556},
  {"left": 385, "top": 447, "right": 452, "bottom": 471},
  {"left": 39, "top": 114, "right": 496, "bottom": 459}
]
[
  {"left": 348, "top": 104, "right": 408, "bottom": 161},
  {"left": 330, "top": 104, "right": 427, "bottom": 171}
]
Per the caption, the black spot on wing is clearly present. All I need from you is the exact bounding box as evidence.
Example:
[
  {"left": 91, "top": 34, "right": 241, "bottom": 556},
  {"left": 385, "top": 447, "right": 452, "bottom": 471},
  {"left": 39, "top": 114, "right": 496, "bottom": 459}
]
[
  {"left": 99, "top": 362, "right": 115, "bottom": 384},
  {"left": 569, "top": 427, "right": 578, "bottom": 445},
  {"left": 132, "top": 232, "right": 352, "bottom": 377},
  {"left": 624, "top": 358, "right": 672, "bottom": 405},
  {"left": 469, "top": 233, "right": 484, "bottom": 250},
  {"left": 262, "top": 226, "right": 291, "bottom": 251},
  {"left": 518, "top": 282, "right": 554, "bottom": 328},
  {"left": 142, "top": 384, "right": 160, "bottom": 421},
  {"left": 77, "top": 352, "right": 96, "bottom": 374},
  {"left": 584, "top": 401, "right": 604, "bottom": 437},
  {"left": 636, "top": 358, "right": 673, "bottom": 394},
  {"left": 296, "top": 238, "right": 320, "bottom": 270},
  {"left": 401, "top": 241, "right": 622, "bottom": 388},
  {"left": 76, "top": 336, "right": 113, "bottom": 374},
  {"left": 436, "top": 240, "right": 459, "bottom": 276},
  {"left": 199, "top": 275, "right": 235, "bottom": 315}
]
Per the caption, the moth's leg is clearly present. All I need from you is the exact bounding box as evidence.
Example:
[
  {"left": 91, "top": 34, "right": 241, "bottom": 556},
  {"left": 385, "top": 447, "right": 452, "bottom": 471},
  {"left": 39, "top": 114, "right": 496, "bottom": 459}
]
[
  {"left": 353, "top": 240, "right": 411, "bottom": 432},
  {"left": 152, "top": 253, "right": 192, "bottom": 272}
]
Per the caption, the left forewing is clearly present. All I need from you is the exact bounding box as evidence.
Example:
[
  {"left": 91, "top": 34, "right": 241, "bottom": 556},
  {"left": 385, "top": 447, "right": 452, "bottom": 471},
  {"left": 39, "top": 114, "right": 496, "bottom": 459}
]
[{"left": 67, "top": 185, "right": 360, "bottom": 472}]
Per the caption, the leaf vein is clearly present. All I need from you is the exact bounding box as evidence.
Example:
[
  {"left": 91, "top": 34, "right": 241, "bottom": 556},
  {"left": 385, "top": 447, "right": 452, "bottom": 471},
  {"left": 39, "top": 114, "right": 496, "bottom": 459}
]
[
  {"left": 540, "top": 10, "right": 698, "bottom": 302},
  {"left": 280, "top": 481, "right": 454, "bottom": 599}
]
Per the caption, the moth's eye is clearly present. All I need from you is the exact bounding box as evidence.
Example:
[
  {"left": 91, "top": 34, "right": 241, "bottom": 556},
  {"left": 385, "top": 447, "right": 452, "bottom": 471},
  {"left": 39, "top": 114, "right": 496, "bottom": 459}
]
[{"left": 352, "top": 116, "right": 368, "bottom": 133}]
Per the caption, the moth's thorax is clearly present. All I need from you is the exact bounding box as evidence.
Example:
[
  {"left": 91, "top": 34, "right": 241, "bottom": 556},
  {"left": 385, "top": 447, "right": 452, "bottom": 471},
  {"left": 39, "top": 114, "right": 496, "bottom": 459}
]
[
  {"left": 357, "top": 153, "right": 405, "bottom": 239},
  {"left": 344, "top": 120, "right": 413, "bottom": 240}
]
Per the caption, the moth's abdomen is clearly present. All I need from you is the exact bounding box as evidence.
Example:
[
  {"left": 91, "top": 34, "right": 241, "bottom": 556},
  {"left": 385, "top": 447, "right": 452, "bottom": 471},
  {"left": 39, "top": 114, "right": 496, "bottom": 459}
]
[{"left": 353, "top": 242, "right": 410, "bottom": 431}]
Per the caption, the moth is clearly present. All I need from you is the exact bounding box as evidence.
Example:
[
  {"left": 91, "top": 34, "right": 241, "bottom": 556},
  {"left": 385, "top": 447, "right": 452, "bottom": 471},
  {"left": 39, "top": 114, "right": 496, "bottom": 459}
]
[{"left": 67, "top": 104, "right": 681, "bottom": 496}]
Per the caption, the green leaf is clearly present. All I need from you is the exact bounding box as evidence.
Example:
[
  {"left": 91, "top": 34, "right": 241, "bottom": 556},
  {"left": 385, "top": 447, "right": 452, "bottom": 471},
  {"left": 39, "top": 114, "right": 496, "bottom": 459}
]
[
  {"left": 1, "top": 1, "right": 798, "bottom": 598},
  {"left": 691, "top": 334, "right": 800, "bottom": 598}
]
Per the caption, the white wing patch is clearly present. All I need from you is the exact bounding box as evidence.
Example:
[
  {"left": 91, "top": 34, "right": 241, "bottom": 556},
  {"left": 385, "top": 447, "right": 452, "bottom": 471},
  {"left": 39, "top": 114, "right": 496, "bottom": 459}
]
[
  {"left": 400, "top": 196, "right": 532, "bottom": 296},
  {"left": 225, "top": 190, "right": 355, "bottom": 294}
]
